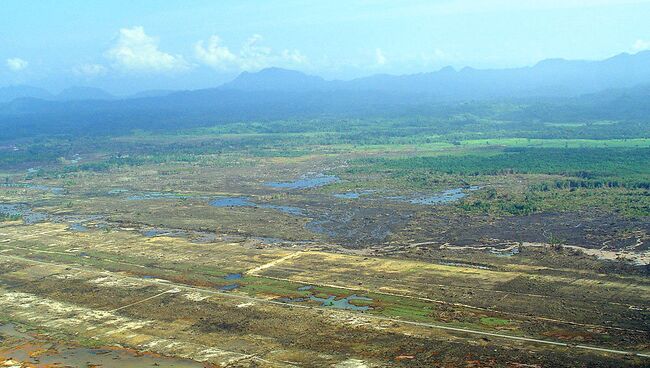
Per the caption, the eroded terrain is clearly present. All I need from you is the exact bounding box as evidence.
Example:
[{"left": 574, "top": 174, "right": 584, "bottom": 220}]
[{"left": 1, "top": 146, "right": 649, "bottom": 367}]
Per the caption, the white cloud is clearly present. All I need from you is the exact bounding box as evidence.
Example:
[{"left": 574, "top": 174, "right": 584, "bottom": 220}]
[
  {"left": 632, "top": 39, "right": 650, "bottom": 52},
  {"left": 73, "top": 63, "right": 108, "bottom": 77},
  {"left": 419, "top": 48, "right": 454, "bottom": 64},
  {"left": 106, "top": 26, "right": 188, "bottom": 72},
  {"left": 195, "top": 34, "right": 307, "bottom": 71},
  {"left": 194, "top": 35, "right": 237, "bottom": 69},
  {"left": 6, "top": 57, "right": 28, "bottom": 71},
  {"left": 239, "top": 34, "right": 273, "bottom": 70},
  {"left": 281, "top": 49, "right": 307, "bottom": 64},
  {"left": 375, "top": 48, "right": 387, "bottom": 66}
]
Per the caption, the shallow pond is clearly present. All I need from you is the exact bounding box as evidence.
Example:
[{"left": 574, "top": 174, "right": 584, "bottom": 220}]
[
  {"left": 224, "top": 273, "right": 242, "bottom": 280},
  {"left": 210, "top": 196, "right": 304, "bottom": 216},
  {"left": 310, "top": 294, "right": 372, "bottom": 311},
  {"left": 220, "top": 283, "right": 240, "bottom": 291},
  {"left": 210, "top": 197, "right": 255, "bottom": 207},
  {"left": 68, "top": 223, "right": 88, "bottom": 232}
]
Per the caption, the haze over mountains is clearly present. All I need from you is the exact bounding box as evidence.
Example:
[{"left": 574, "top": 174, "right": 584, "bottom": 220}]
[
  {"left": 1, "top": 51, "right": 649, "bottom": 139},
  {"left": 221, "top": 51, "right": 650, "bottom": 99}
]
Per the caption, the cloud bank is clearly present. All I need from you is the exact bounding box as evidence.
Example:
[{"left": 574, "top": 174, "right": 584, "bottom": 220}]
[
  {"left": 195, "top": 34, "right": 307, "bottom": 71},
  {"left": 107, "top": 26, "right": 188, "bottom": 72}
]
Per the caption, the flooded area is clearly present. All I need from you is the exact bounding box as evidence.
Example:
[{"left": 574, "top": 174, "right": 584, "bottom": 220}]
[
  {"left": 265, "top": 174, "right": 339, "bottom": 189},
  {"left": 389, "top": 186, "right": 480, "bottom": 205},
  {"left": 210, "top": 196, "right": 304, "bottom": 216},
  {"left": 0, "top": 323, "right": 205, "bottom": 367},
  {"left": 1, "top": 183, "right": 64, "bottom": 194},
  {"left": 1, "top": 203, "right": 104, "bottom": 226},
  {"left": 0, "top": 203, "right": 50, "bottom": 225},
  {"left": 1, "top": 346, "right": 205, "bottom": 368}
]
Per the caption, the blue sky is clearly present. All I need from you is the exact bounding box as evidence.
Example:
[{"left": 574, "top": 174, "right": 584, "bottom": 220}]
[{"left": 2, "top": 0, "right": 650, "bottom": 94}]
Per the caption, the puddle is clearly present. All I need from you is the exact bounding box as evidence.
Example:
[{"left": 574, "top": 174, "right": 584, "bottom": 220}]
[
  {"left": 68, "top": 223, "right": 88, "bottom": 232},
  {"left": 210, "top": 197, "right": 304, "bottom": 216},
  {"left": 310, "top": 294, "right": 372, "bottom": 311},
  {"left": 220, "top": 284, "right": 240, "bottom": 291},
  {"left": 297, "top": 285, "right": 314, "bottom": 291},
  {"left": 142, "top": 228, "right": 188, "bottom": 238},
  {"left": 224, "top": 273, "right": 242, "bottom": 280},
  {"left": 265, "top": 174, "right": 339, "bottom": 189}
]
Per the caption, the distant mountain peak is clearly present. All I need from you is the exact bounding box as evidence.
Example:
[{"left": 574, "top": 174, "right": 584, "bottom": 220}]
[
  {"left": 0, "top": 85, "right": 53, "bottom": 103},
  {"left": 221, "top": 67, "right": 327, "bottom": 91},
  {"left": 56, "top": 86, "right": 114, "bottom": 101}
]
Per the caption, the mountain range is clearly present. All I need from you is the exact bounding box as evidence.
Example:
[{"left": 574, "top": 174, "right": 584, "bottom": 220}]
[
  {"left": 220, "top": 51, "right": 650, "bottom": 99},
  {"left": 2, "top": 51, "right": 650, "bottom": 103},
  {"left": 1, "top": 51, "right": 649, "bottom": 139}
]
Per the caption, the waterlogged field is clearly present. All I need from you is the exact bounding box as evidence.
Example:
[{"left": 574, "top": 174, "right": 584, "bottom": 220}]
[{"left": 1, "top": 117, "right": 649, "bottom": 367}]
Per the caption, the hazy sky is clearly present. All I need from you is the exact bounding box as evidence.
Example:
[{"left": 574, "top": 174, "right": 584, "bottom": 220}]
[{"left": 2, "top": 0, "right": 650, "bottom": 94}]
